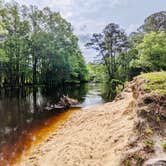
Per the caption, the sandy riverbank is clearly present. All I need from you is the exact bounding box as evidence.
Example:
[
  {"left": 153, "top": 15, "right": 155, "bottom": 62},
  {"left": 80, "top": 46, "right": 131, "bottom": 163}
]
[{"left": 18, "top": 87, "right": 136, "bottom": 166}]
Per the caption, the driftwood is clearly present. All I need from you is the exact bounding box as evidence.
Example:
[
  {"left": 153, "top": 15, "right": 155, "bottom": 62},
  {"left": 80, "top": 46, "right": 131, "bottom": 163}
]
[
  {"left": 44, "top": 95, "right": 78, "bottom": 111},
  {"left": 58, "top": 95, "right": 78, "bottom": 108}
]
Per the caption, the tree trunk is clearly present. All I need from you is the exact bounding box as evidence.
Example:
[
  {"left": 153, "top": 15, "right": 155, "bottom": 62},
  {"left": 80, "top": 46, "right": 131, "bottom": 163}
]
[
  {"left": 33, "top": 58, "right": 37, "bottom": 85},
  {"left": 102, "top": 52, "right": 112, "bottom": 81},
  {"left": 33, "top": 48, "right": 37, "bottom": 85}
]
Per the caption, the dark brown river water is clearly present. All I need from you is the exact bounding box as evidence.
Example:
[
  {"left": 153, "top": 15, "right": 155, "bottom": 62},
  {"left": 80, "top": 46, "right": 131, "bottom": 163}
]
[{"left": 0, "top": 83, "right": 117, "bottom": 165}]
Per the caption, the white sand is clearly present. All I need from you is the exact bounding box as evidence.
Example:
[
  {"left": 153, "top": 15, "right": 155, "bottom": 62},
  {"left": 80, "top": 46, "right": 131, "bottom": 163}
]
[{"left": 19, "top": 89, "right": 135, "bottom": 166}]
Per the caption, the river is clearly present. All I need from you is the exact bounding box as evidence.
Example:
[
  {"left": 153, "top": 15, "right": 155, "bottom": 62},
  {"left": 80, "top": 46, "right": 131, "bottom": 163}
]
[{"left": 0, "top": 83, "right": 117, "bottom": 165}]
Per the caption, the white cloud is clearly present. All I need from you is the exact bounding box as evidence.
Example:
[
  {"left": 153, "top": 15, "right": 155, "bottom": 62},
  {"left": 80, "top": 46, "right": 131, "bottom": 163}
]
[
  {"left": 3, "top": 0, "right": 165, "bottom": 62},
  {"left": 50, "top": 0, "right": 73, "bottom": 6},
  {"left": 126, "top": 24, "right": 139, "bottom": 34},
  {"left": 110, "top": 0, "right": 129, "bottom": 8}
]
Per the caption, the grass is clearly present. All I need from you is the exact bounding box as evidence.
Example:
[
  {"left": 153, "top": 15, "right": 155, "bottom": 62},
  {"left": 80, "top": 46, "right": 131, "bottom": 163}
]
[
  {"left": 145, "top": 127, "right": 153, "bottom": 135},
  {"left": 139, "top": 72, "right": 166, "bottom": 95},
  {"left": 143, "top": 138, "right": 154, "bottom": 148},
  {"left": 162, "top": 140, "right": 166, "bottom": 150},
  {"left": 123, "top": 154, "right": 144, "bottom": 166}
]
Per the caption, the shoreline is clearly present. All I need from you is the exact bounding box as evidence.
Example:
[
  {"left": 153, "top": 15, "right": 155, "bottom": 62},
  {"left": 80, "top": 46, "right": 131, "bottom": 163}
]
[
  {"left": 18, "top": 87, "right": 135, "bottom": 166},
  {"left": 9, "top": 108, "right": 78, "bottom": 166}
]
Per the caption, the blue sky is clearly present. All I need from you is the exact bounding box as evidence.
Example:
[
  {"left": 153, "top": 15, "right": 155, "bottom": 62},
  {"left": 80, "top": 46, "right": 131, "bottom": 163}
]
[{"left": 5, "top": 0, "right": 166, "bottom": 62}]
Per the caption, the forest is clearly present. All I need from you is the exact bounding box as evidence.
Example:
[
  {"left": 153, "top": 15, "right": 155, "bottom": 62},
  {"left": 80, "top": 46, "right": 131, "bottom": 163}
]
[
  {"left": 0, "top": 1, "right": 166, "bottom": 165},
  {"left": 0, "top": 1, "right": 88, "bottom": 87},
  {"left": 87, "top": 11, "right": 166, "bottom": 83},
  {"left": 0, "top": 0, "right": 166, "bottom": 88}
]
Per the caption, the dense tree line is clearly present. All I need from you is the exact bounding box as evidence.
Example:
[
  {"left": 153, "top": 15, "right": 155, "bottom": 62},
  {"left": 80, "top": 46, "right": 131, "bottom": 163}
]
[
  {"left": 1, "top": 1, "right": 166, "bottom": 87},
  {"left": 88, "top": 63, "right": 106, "bottom": 83},
  {"left": 87, "top": 11, "right": 166, "bottom": 82},
  {"left": 0, "top": 1, "right": 88, "bottom": 87}
]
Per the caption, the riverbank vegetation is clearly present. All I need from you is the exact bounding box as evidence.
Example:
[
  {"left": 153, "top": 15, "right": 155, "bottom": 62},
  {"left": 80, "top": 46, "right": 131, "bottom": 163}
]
[
  {"left": 87, "top": 11, "right": 166, "bottom": 83},
  {"left": 87, "top": 64, "right": 106, "bottom": 83},
  {"left": 0, "top": 0, "right": 166, "bottom": 89},
  {"left": 0, "top": 1, "right": 88, "bottom": 87},
  {"left": 140, "top": 72, "right": 166, "bottom": 95}
]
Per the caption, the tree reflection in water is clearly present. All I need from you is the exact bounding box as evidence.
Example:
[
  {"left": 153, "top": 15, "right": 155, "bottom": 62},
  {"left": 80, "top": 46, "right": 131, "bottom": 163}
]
[{"left": 0, "top": 83, "right": 120, "bottom": 165}]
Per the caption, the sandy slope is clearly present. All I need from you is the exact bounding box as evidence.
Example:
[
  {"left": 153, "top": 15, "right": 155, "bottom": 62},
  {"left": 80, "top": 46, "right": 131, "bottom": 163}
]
[{"left": 18, "top": 88, "right": 136, "bottom": 166}]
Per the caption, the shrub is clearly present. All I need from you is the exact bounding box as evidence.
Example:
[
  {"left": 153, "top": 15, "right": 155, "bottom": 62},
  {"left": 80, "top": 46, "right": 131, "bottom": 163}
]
[
  {"left": 143, "top": 138, "right": 154, "bottom": 148},
  {"left": 162, "top": 140, "right": 166, "bottom": 150},
  {"left": 145, "top": 127, "right": 153, "bottom": 135}
]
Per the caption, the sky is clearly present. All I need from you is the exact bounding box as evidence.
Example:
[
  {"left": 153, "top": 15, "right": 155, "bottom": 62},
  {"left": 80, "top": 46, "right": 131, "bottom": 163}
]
[{"left": 4, "top": 0, "right": 166, "bottom": 62}]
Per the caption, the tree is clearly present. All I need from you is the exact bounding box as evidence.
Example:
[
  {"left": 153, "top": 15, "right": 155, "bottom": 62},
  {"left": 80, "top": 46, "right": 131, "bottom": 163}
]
[
  {"left": 0, "top": 1, "right": 88, "bottom": 87},
  {"left": 116, "top": 48, "right": 138, "bottom": 81},
  {"left": 87, "top": 63, "right": 106, "bottom": 83},
  {"left": 103, "top": 23, "right": 129, "bottom": 80},
  {"left": 86, "top": 23, "right": 128, "bottom": 81},
  {"left": 136, "top": 31, "right": 166, "bottom": 71},
  {"left": 139, "top": 11, "right": 166, "bottom": 32}
]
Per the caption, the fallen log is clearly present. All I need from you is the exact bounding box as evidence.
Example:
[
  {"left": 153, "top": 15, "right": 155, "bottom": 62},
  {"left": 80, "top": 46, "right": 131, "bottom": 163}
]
[
  {"left": 58, "top": 95, "right": 78, "bottom": 108},
  {"left": 44, "top": 96, "right": 79, "bottom": 111}
]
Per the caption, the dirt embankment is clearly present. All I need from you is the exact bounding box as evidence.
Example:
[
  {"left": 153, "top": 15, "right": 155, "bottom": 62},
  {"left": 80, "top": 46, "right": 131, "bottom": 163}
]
[
  {"left": 122, "top": 75, "right": 166, "bottom": 166},
  {"left": 18, "top": 72, "right": 166, "bottom": 166}
]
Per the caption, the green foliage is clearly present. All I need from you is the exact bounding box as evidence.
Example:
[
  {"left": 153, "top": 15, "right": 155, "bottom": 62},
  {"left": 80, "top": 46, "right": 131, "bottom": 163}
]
[
  {"left": 162, "top": 140, "right": 166, "bottom": 150},
  {"left": 0, "top": 1, "right": 88, "bottom": 86},
  {"left": 110, "top": 79, "right": 124, "bottom": 87},
  {"left": 123, "top": 154, "right": 145, "bottom": 166},
  {"left": 0, "top": 49, "right": 8, "bottom": 62},
  {"left": 124, "top": 159, "right": 131, "bottom": 166},
  {"left": 87, "top": 11, "right": 166, "bottom": 83},
  {"left": 140, "top": 11, "right": 166, "bottom": 32},
  {"left": 87, "top": 64, "right": 106, "bottom": 82},
  {"left": 129, "top": 32, "right": 144, "bottom": 47},
  {"left": 143, "top": 138, "right": 154, "bottom": 148},
  {"left": 136, "top": 32, "right": 166, "bottom": 71},
  {"left": 117, "top": 48, "right": 139, "bottom": 81},
  {"left": 140, "top": 72, "right": 166, "bottom": 95},
  {"left": 156, "top": 116, "right": 161, "bottom": 123},
  {"left": 87, "top": 23, "right": 128, "bottom": 81},
  {"left": 1, "top": 2, "right": 166, "bottom": 87},
  {"left": 145, "top": 127, "right": 153, "bottom": 135}
]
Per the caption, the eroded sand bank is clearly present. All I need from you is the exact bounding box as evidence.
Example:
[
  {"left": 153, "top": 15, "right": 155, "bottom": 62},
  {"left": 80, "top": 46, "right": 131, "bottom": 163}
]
[{"left": 18, "top": 88, "right": 135, "bottom": 166}]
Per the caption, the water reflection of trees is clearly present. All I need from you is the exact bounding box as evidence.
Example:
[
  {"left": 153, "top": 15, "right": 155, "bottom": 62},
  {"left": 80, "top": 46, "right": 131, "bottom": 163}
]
[
  {"left": 101, "top": 83, "right": 123, "bottom": 102},
  {"left": 0, "top": 84, "right": 89, "bottom": 143},
  {"left": 0, "top": 83, "right": 121, "bottom": 147},
  {"left": 42, "top": 84, "right": 89, "bottom": 104}
]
